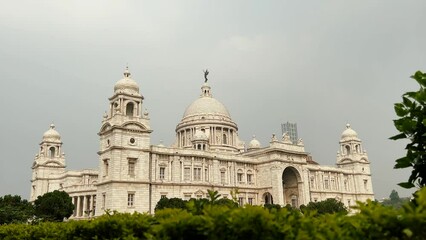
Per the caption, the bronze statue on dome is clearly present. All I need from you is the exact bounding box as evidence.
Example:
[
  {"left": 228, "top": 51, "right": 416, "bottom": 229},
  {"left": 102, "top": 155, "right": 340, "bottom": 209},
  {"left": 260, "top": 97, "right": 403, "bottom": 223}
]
[{"left": 204, "top": 69, "right": 209, "bottom": 83}]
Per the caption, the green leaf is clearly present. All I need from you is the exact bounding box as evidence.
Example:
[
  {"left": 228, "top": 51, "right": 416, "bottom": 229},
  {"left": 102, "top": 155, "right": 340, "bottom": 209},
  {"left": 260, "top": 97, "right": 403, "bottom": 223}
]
[
  {"left": 394, "top": 103, "right": 408, "bottom": 117},
  {"left": 403, "top": 228, "right": 413, "bottom": 238},
  {"left": 405, "top": 91, "right": 417, "bottom": 98},
  {"left": 389, "top": 133, "right": 406, "bottom": 140},
  {"left": 411, "top": 71, "right": 426, "bottom": 87},
  {"left": 397, "top": 182, "right": 415, "bottom": 189},
  {"left": 394, "top": 157, "right": 412, "bottom": 169},
  {"left": 402, "top": 96, "right": 413, "bottom": 107}
]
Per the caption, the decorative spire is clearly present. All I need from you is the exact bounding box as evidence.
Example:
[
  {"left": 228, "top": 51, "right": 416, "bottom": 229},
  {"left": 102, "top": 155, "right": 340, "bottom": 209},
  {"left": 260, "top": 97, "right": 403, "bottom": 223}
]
[
  {"left": 50, "top": 123, "right": 55, "bottom": 129},
  {"left": 346, "top": 123, "right": 351, "bottom": 129},
  {"left": 124, "top": 66, "right": 131, "bottom": 78}
]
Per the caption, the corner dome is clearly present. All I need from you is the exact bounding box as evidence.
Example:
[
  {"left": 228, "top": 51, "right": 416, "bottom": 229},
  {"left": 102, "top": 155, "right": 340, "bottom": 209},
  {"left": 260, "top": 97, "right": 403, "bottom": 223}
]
[
  {"left": 248, "top": 135, "right": 261, "bottom": 149},
  {"left": 43, "top": 124, "right": 61, "bottom": 142},
  {"left": 114, "top": 67, "right": 139, "bottom": 94},
  {"left": 341, "top": 124, "right": 359, "bottom": 141}
]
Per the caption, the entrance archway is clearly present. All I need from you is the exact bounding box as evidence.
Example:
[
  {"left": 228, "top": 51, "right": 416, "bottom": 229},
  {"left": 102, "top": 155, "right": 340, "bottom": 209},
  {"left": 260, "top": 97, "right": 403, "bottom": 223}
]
[
  {"left": 263, "top": 192, "right": 273, "bottom": 205},
  {"left": 282, "top": 167, "right": 301, "bottom": 207}
]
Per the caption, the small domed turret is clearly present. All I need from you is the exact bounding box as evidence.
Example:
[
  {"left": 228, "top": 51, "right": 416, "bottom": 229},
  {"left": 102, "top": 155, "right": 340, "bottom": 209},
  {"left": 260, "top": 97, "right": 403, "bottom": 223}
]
[
  {"left": 248, "top": 135, "right": 261, "bottom": 150},
  {"left": 42, "top": 124, "right": 61, "bottom": 142},
  {"left": 193, "top": 129, "right": 209, "bottom": 141},
  {"left": 341, "top": 124, "right": 359, "bottom": 141},
  {"left": 114, "top": 67, "right": 140, "bottom": 95}
]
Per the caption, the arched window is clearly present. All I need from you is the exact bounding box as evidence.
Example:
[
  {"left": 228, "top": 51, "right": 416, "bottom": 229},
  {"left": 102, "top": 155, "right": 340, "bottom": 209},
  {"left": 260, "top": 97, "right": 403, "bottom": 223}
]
[
  {"left": 264, "top": 192, "right": 273, "bottom": 204},
  {"left": 355, "top": 144, "right": 360, "bottom": 153},
  {"left": 345, "top": 145, "right": 351, "bottom": 155},
  {"left": 49, "top": 147, "right": 55, "bottom": 158},
  {"left": 223, "top": 134, "right": 227, "bottom": 145},
  {"left": 126, "top": 102, "right": 134, "bottom": 116}
]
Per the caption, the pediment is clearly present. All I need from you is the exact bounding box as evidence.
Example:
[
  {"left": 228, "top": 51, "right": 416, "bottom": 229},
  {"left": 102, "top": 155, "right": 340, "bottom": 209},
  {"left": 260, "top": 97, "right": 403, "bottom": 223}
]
[
  {"left": 44, "top": 160, "right": 64, "bottom": 167},
  {"left": 100, "top": 123, "right": 112, "bottom": 133},
  {"left": 339, "top": 158, "right": 352, "bottom": 164},
  {"left": 122, "top": 122, "right": 147, "bottom": 131},
  {"left": 194, "top": 189, "right": 204, "bottom": 195}
]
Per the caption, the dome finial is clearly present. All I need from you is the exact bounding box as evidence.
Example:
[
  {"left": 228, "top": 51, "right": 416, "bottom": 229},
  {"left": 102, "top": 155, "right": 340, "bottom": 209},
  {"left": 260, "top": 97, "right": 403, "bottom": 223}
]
[
  {"left": 203, "top": 69, "right": 209, "bottom": 83},
  {"left": 124, "top": 66, "right": 131, "bottom": 78},
  {"left": 50, "top": 123, "right": 55, "bottom": 129},
  {"left": 346, "top": 123, "right": 351, "bottom": 129}
]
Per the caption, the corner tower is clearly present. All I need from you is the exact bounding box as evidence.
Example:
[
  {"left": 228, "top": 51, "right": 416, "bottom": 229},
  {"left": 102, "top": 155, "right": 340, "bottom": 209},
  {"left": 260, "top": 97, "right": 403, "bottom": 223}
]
[
  {"left": 30, "top": 124, "right": 66, "bottom": 202},
  {"left": 336, "top": 124, "right": 374, "bottom": 199},
  {"left": 96, "top": 67, "right": 152, "bottom": 215}
]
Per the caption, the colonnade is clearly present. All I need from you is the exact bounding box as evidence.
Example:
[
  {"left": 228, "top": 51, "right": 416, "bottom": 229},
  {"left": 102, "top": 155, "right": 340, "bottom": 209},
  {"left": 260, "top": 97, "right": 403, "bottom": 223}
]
[
  {"left": 177, "top": 126, "right": 236, "bottom": 147},
  {"left": 71, "top": 194, "right": 96, "bottom": 218}
]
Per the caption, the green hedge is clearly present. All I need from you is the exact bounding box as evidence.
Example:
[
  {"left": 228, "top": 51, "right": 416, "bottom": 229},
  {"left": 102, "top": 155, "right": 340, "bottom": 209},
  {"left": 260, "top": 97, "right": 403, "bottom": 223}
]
[{"left": 1, "top": 188, "right": 426, "bottom": 240}]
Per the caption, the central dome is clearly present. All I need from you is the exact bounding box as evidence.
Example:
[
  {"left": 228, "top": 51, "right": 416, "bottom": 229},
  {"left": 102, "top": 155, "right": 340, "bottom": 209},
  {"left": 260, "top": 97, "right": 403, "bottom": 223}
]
[
  {"left": 183, "top": 97, "right": 230, "bottom": 118},
  {"left": 175, "top": 81, "right": 243, "bottom": 152}
]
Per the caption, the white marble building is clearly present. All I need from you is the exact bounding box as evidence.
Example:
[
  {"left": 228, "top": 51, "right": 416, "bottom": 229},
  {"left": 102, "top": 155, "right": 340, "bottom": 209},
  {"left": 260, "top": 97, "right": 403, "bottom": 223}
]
[{"left": 30, "top": 68, "right": 374, "bottom": 219}]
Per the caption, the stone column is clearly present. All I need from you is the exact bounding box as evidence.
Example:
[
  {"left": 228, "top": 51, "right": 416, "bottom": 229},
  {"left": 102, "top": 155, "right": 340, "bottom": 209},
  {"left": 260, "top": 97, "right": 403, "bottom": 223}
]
[
  {"left": 76, "top": 196, "right": 81, "bottom": 217},
  {"left": 168, "top": 159, "right": 172, "bottom": 181},
  {"left": 191, "top": 157, "right": 194, "bottom": 181},
  {"left": 72, "top": 196, "right": 76, "bottom": 217},
  {"left": 90, "top": 195, "right": 94, "bottom": 216},
  {"left": 83, "top": 195, "right": 88, "bottom": 217},
  {"left": 180, "top": 159, "right": 184, "bottom": 182}
]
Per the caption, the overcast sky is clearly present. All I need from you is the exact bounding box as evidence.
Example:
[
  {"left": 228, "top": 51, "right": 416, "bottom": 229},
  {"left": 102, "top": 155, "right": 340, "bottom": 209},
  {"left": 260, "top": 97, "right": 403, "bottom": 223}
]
[{"left": 1, "top": 1, "right": 425, "bottom": 200}]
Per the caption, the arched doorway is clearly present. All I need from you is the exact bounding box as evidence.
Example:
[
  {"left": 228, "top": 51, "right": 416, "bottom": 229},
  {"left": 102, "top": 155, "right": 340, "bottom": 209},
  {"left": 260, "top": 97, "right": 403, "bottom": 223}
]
[
  {"left": 263, "top": 192, "right": 273, "bottom": 205},
  {"left": 282, "top": 167, "right": 300, "bottom": 207}
]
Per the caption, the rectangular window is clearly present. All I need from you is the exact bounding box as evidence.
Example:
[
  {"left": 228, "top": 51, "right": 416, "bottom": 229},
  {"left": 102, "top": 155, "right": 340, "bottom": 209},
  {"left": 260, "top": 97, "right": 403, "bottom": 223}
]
[
  {"left": 324, "top": 179, "right": 329, "bottom": 189},
  {"left": 237, "top": 173, "right": 243, "bottom": 182},
  {"left": 220, "top": 171, "right": 226, "bottom": 184},
  {"left": 102, "top": 193, "right": 106, "bottom": 209},
  {"left": 161, "top": 194, "right": 167, "bottom": 199},
  {"left": 128, "top": 161, "right": 135, "bottom": 176},
  {"left": 331, "top": 179, "right": 335, "bottom": 190},
  {"left": 310, "top": 178, "right": 314, "bottom": 189},
  {"left": 160, "top": 167, "right": 165, "bottom": 180},
  {"left": 344, "top": 180, "right": 348, "bottom": 191},
  {"left": 184, "top": 167, "right": 191, "bottom": 181},
  {"left": 364, "top": 179, "right": 368, "bottom": 190},
  {"left": 194, "top": 167, "right": 201, "bottom": 181},
  {"left": 205, "top": 168, "right": 209, "bottom": 182},
  {"left": 128, "top": 193, "right": 135, "bottom": 207},
  {"left": 347, "top": 199, "right": 351, "bottom": 206},
  {"left": 248, "top": 198, "right": 253, "bottom": 205},
  {"left": 103, "top": 160, "right": 109, "bottom": 177},
  {"left": 247, "top": 174, "right": 253, "bottom": 184},
  {"left": 238, "top": 197, "right": 244, "bottom": 206},
  {"left": 196, "top": 195, "right": 202, "bottom": 199},
  {"left": 184, "top": 194, "right": 191, "bottom": 200}
]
